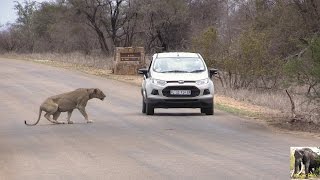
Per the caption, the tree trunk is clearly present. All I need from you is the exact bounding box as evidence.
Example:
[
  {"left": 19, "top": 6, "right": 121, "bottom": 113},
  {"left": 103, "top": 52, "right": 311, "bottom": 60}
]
[{"left": 286, "top": 90, "right": 296, "bottom": 118}]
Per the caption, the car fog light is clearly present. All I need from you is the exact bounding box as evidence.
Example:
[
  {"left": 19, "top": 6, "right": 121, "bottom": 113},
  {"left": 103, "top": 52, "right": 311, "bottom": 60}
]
[
  {"left": 203, "top": 89, "right": 210, "bottom": 95},
  {"left": 151, "top": 89, "right": 159, "bottom": 95}
]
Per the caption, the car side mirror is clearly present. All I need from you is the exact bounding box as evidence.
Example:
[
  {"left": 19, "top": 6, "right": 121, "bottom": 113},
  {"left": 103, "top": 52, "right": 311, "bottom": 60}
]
[
  {"left": 138, "top": 68, "right": 149, "bottom": 78},
  {"left": 209, "top": 68, "right": 218, "bottom": 78}
]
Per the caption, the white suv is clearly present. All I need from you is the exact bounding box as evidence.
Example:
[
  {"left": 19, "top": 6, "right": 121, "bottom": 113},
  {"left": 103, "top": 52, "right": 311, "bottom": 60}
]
[{"left": 138, "top": 52, "right": 217, "bottom": 115}]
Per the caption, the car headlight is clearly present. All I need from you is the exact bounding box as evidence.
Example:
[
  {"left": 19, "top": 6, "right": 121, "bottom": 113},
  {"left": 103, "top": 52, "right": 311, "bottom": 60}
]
[
  {"left": 151, "top": 78, "right": 167, "bottom": 86},
  {"left": 196, "top": 78, "right": 209, "bottom": 85}
]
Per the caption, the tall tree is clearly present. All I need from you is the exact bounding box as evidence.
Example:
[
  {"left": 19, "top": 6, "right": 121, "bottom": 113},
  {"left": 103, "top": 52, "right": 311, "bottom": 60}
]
[
  {"left": 14, "top": 0, "right": 38, "bottom": 52},
  {"left": 69, "top": 0, "right": 110, "bottom": 54},
  {"left": 139, "top": 0, "right": 190, "bottom": 52}
]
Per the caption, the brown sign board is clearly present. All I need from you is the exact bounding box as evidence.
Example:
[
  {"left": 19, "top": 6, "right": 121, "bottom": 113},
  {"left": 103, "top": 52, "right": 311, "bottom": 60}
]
[
  {"left": 120, "top": 52, "right": 141, "bottom": 61},
  {"left": 113, "top": 47, "right": 145, "bottom": 75}
]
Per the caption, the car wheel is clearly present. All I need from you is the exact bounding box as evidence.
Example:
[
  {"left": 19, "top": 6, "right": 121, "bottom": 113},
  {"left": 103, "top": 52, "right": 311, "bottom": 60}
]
[
  {"left": 205, "top": 108, "right": 214, "bottom": 115},
  {"left": 146, "top": 102, "right": 154, "bottom": 115},
  {"left": 142, "top": 99, "right": 146, "bottom": 113},
  {"left": 203, "top": 104, "right": 214, "bottom": 115}
]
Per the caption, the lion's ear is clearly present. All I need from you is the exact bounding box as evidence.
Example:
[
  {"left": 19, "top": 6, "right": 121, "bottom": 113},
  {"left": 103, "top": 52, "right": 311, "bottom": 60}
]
[{"left": 94, "top": 88, "right": 98, "bottom": 94}]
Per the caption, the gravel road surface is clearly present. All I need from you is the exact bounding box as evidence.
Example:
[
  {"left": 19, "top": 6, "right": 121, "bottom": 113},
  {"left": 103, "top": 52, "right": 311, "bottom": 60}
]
[{"left": 0, "top": 58, "right": 318, "bottom": 180}]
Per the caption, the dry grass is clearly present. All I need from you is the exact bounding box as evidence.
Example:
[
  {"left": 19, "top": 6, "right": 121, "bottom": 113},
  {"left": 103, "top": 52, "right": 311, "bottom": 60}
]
[
  {"left": 1, "top": 52, "right": 145, "bottom": 86},
  {"left": 215, "top": 83, "right": 319, "bottom": 123},
  {"left": 216, "top": 85, "right": 296, "bottom": 113},
  {"left": 2, "top": 52, "right": 113, "bottom": 69},
  {"left": 215, "top": 94, "right": 281, "bottom": 116}
]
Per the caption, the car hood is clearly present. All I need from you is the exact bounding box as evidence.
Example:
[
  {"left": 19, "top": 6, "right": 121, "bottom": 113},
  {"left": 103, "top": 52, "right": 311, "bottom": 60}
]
[{"left": 151, "top": 71, "right": 208, "bottom": 81}]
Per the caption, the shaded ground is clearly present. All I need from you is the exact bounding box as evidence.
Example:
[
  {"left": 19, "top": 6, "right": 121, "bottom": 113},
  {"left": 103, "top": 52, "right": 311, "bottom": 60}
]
[{"left": 270, "top": 117, "right": 320, "bottom": 134}]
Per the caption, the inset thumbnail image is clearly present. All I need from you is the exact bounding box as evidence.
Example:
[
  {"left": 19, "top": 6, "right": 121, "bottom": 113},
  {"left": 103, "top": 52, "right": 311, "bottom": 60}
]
[{"left": 290, "top": 147, "right": 320, "bottom": 179}]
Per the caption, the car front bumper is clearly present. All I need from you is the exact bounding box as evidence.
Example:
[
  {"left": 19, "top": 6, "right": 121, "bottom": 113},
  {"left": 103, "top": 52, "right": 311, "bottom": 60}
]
[{"left": 145, "top": 97, "right": 213, "bottom": 108}]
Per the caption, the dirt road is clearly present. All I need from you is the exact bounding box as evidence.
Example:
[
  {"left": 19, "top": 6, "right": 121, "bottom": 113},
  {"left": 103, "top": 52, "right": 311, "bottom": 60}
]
[{"left": 0, "top": 58, "right": 318, "bottom": 179}]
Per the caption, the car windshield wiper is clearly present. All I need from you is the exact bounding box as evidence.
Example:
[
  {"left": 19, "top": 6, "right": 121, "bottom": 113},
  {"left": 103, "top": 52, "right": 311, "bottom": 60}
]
[
  {"left": 189, "top": 69, "right": 205, "bottom": 73},
  {"left": 161, "top": 70, "right": 189, "bottom": 73}
]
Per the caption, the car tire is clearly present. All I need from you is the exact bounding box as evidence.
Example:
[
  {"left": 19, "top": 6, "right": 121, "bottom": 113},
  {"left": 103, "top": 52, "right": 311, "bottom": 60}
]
[
  {"left": 142, "top": 99, "right": 146, "bottom": 113},
  {"left": 202, "top": 104, "right": 214, "bottom": 115},
  {"left": 205, "top": 108, "right": 214, "bottom": 115},
  {"left": 146, "top": 102, "right": 154, "bottom": 115}
]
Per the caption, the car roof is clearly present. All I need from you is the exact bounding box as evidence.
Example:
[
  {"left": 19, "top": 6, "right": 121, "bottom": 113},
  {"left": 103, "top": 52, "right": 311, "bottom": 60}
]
[{"left": 154, "top": 52, "right": 200, "bottom": 58}]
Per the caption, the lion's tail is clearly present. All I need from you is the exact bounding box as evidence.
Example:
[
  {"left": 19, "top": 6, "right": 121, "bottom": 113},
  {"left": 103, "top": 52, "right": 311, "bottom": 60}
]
[{"left": 25, "top": 108, "right": 42, "bottom": 126}]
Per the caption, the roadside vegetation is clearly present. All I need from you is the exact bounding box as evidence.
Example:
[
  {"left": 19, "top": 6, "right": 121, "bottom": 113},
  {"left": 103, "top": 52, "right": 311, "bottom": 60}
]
[{"left": 0, "top": 0, "right": 319, "bottom": 131}]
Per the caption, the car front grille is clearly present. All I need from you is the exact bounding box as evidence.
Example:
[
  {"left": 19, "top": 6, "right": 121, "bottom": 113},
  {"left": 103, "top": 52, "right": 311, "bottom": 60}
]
[
  {"left": 162, "top": 86, "right": 200, "bottom": 97},
  {"left": 166, "top": 81, "right": 196, "bottom": 83},
  {"left": 164, "top": 99, "right": 198, "bottom": 102}
]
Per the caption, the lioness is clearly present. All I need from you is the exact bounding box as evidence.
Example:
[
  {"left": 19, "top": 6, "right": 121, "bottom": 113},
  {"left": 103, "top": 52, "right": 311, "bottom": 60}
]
[{"left": 25, "top": 88, "right": 106, "bottom": 126}]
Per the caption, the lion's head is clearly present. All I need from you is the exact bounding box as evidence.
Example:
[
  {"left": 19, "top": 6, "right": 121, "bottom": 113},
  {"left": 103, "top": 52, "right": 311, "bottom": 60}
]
[{"left": 89, "top": 88, "right": 106, "bottom": 100}]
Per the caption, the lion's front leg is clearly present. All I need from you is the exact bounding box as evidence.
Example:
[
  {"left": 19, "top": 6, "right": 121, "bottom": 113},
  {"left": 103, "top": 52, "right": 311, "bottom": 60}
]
[
  {"left": 67, "top": 110, "right": 74, "bottom": 124},
  {"left": 78, "top": 107, "right": 93, "bottom": 123}
]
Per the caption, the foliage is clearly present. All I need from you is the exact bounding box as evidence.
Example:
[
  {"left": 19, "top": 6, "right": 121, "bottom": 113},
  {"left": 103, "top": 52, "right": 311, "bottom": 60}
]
[
  {"left": 285, "top": 36, "right": 320, "bottom": 99},
  {"left": 192, "top": 26, "right": 218, "bottom": 65},
  {"left": 290, "top": 153, "right": 294, "bottom": 171},
  {"left": 13, "top": 0, "right": 39, "bottom": 52},
  {"left": 14, "top": 0, "right": 38, "bottom": 27},
  {"left": 139, "top": 0, "right": 190, "bottom": 52}
]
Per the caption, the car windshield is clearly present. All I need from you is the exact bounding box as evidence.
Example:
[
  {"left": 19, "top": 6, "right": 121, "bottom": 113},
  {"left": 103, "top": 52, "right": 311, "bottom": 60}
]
[{"left": 153, "top": 57, "right": 205, "bottom": 73}]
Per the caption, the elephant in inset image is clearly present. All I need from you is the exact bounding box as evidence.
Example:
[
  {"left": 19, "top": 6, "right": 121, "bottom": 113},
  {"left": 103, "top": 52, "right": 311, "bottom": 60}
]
[{"left": 294, "top": 148, "right": 320, "bottom": 178}]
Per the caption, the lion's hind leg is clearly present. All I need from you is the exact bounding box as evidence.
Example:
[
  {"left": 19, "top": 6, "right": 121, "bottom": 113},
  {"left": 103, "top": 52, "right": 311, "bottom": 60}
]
[
  {"left": 42, "top": 102, "right": 64, "bottom": 124},
  {"left": 53, "top": 111, "right": 65, "bottom": 124},
  {"left": 44, "top": 112, "right": 59, "bottom": 124}
]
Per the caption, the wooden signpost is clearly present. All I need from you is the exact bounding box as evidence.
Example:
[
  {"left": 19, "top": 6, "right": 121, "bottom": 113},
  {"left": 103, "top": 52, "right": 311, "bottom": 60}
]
[{"left": 113, "top": 47, "right": 145, "bottom": 75}]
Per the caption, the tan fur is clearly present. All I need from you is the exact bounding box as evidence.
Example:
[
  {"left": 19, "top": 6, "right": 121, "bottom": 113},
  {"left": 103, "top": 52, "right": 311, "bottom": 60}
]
[{"left": 25, "top": 88, "right": 106, "bottom": 126}]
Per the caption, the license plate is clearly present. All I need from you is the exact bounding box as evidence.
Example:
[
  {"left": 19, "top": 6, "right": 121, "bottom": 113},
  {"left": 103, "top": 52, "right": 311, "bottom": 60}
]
[{"left": 170, "top": 90, "right": 191, "bottom": 95}]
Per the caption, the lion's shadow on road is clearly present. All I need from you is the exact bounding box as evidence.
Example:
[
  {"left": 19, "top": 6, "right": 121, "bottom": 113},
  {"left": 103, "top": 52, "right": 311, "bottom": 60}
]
[{"left": 34, "top": 122, "right": 91, "bottom": 126}]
